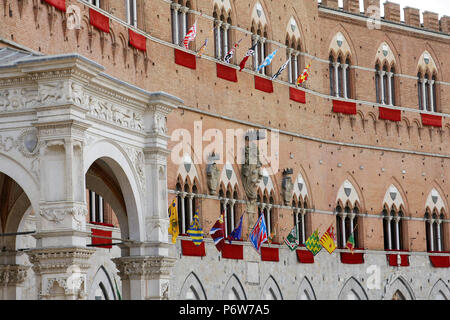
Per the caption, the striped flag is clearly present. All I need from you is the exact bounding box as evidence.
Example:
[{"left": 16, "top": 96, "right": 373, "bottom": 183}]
[
  {"left": 223, "top": 39, "right": 242, "bottom": 63},
  {"left": 249, "top": 213, "right": 268, "bottom": 254},
  {"left": 209, "top": 213, "right": 225, "bottom": 252},
  {"left": 239, "top": 43, "right": 257, "bottom": 71},
  {"left": 187, "top": 210, "right": 203, "bottom": 246},
  {"left": 183, "top": 21, "right": 197, "bottom": 49},
  {"left": 296, "top": 63, "right": 311, "bottom": 86},
  {"left": 256, "top": 49, "right": 278, "bottom": 73},
  {"left": 319, "top": 225, "right": 337, "bottom": 254},
  {"left": 271, "top": 58, "right": 290, "bottom": 80}
]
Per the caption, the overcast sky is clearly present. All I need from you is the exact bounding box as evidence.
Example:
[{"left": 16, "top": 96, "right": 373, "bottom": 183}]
[{"left": 325, "top": 0, "right": 450, "bottom": 21}]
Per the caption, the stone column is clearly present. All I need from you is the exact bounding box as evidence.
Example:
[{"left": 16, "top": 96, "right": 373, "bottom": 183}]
[
  {"left": 387, "top": 72, "right": 394, "bottom": 105},
  {"left": 113, "top": 253, "right": 176, "bottom": 300},
  {"left": 342, "top": 64, "right": 349, "bottom": 99},
  {"left": 187, "top": 193, "right": 194, "bottom": 225},
  {"left": 0, "top": 251, "right": 29, "bottom": 300},
  {"left": 180, "top": 192, "right": 186, "bottom": 234},
  {"left": 259, "top": 37, "right": 266, "bottom": 75},
  {"left": 429, "top": 79, "right": 435, "bottom": 112},
  {"left": 180, "top": 6, "right": 189, "bottom": 41},
  {"left": 215, "top": 20, "right": 223, "bottom": 59},
  {"left": 171, "top": 3, "right": 181, "bottom": 45},
  {"left": 287, "top": 48, "right": 294, "bottom": 83},
  {"left": 394, "top": 216, "right": 401, "bottom": 250},
  {"left": 293, "top": 52, "right": 299, "bottom": 82},
  {"left": 230, "top": 199, "right": 236, "bottom": 232},
  {"left": 333, "top": 62, "right": 340, "bottom": 97},
  {"left": 340, "top": 212, "right": 347, "bottom": 247},
  {"left": 252, "top": 35, "right": 260, "bottom": 72},
  {"left": 222, "top": 23, "right": 230, "bottom": 59},
  {"left": 380, "top": 70, "right": 385, "bottom": 104},
  {"left": 386, "top": 216, "right": 392, "bottom": 250},
  {"left": 266, "top": 204, "right": 272, "bottom": 236},
  {"left": 436, "top": 219, "right": 442, "bottom": 252},
  {"left": 421, "top": 78, "right": 427, "bottom": 111},
  {"left": 111, "top": 92, "right": 181, "bottom": 300},
  {"left": 300, "top": 209, "right": 306, "bottom": 243},
  {"left": 222, "top": 199, "right": 229, "bottom": 238}
]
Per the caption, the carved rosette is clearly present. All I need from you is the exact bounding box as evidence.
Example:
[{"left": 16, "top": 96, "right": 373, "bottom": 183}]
[
  {"left": 0, "top": 265, "right": 29, "bottom": 286},
  {"left": 112, "top": 256, "right": 176, "bottom": 281}
]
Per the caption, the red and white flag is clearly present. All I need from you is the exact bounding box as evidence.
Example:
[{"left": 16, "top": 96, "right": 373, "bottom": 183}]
[
  {"left": 183, "top": 21, "right": 197, "bottom": 49},
  {"left": 209, "top": 213, "right": 225, "bottom": 252}
]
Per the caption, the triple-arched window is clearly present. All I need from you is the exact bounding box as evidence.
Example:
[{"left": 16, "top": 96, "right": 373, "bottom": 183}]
[
  {"left": 285, "top": 37, "right": 302, "bottom": 85},
  {"left": 251, "top": 24, "right": 269, "bottom": 75},
  {"left": 417, "top": 71, "right": 438, "bottom": 112},
  {"left": 335, "top": 203, "right": 359, "bottom": 248},
  {"left": 329, "top": 54, "right": 351, "bottom": 99},
  {"left": 425, "top": 209, "right": 445, "bottom": 252},
  {"left": 382, "top": 205, "right": 405, "bottom": 250},
  {"left": 219, "top": 186, "right": 239, "bottom": 238},
  {"left": 292, "top": 196, "right": 309, "bottom": 244},
  {"left": 213, "top": 8, "right": 232, "bottom": 61},
  {"left": 375, "top": 62, "right": 396, "bottom": 106},
  {"left": 171, "top": 0, "right": 192, "bottom": 47},
  {"left": 176, "top": 177, "right": 199, "bottom": 234}
]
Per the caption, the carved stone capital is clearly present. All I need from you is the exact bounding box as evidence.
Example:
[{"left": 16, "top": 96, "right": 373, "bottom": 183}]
[
  {"left": 27, "top": 247, "right": 95, "bottom": 275},
  {"left": 0, "top": 264, "right": 29, "bottom": 286},
  {"left": 112, "top": 256, "right": 176, "bottom": 281}
]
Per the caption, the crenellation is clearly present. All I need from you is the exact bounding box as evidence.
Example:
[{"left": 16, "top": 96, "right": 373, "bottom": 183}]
[
  {"left": 321, "top": 0, "right": 339, "bottom": 10},
  {"left": 363, "top": 0, "right": 380, "bottom": 16},
  {"left": 440, "top": 15, "right": 450, "bottom": 34},
  {"left": 383, "top": 1, "right": 401, "bottom": 23},
  {"left": 403, "top": 6, "right": 421, "bottom": 28},
  {"left": 423, "top": 11, "right": 440, "bottom": 32},
  {"left": 343, "top": 0, "right": 360, "bottom": 14}
]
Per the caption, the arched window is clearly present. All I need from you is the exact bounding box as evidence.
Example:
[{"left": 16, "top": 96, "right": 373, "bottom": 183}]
[
  {"left": 219, "top": 186, "right": 239, "bottom": 238},
  {"left": 383, "top": 205, "right": 405, "bottom": 250},
  {"left": 425, "top": 210, "right": 445, "bottom": 252},
  {"left": 329, "top": 54, "right": 351, "bottom": 99},
  {"left": 286, "top": 39, "right": 302, "bottom": 85},
  {"left": 336, "top": 203, "right": 359, "bottom": 248},
  {"left": 171, "top": 0, "right": 192, "bottom": 47},
  {"left": 257, "top": 191, "right": 274, "bottom": 239},
  {"left": 417, "top": 71, "right": 437, "bottom": 112},
  {"left": 176, "top": 177, "right": 199, "bottom": 234},
  {"left": 375, "top": 62, "right": 396, "bottom": 105},
  {"left": 213, "top": 9, "right": 232, "bottom": 60},
  {"left": 292, "top": 197, "right": 309, "bottom": 244}
]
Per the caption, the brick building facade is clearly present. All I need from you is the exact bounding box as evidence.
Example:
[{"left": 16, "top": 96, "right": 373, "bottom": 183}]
[{"left": 0, "top": 0, "right": 449, "bottom": 300}]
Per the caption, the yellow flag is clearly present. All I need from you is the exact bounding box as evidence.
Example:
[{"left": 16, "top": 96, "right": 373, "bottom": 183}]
[
  {"left": 319, "top": 225, "right": 337, "bottom": 254},
  {"left": 168, "top": 199, "right": 179, "bottom": 244}
]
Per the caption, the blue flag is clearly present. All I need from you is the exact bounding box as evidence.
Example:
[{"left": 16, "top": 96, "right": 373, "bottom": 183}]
[
  {"left": 249, "top": 213, "right": 268, "bottom": 253},
  {"left": 256, "top": 49, "right": 278, "bottom": 72},
  {"left": 228, "top": 215, "right": 243, "bottom": 244}
]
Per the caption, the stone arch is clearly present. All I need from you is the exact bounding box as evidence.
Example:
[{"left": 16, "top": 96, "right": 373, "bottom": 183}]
[
  {"left": 425, "top": 185, "right": 447, "bottom": 215},
  {"left": 0, "top": 153, "right": 39, "bottom": 251},
  {"left": 84, "top": 139, "right": 144, "bottom": 242},
  {"left": 338, "top": 277, "right": 368, "bottom": 300},
  {"left": 179, "top": 272, "right": 207, "bottom": 300},
  {"left": 297, "top": 277, "right": 316, "bottom": 300},
  {"left": 428, "top": 279, "right": 450, "bottom": 300},
  {"left": 336, "top": 179, "right": 362, "bottom": 210},
  {"left": 385, "top": 276, "right": 415, "bottom": 300},
  {"left": 417, "top": 51, "right": 438, "bottom": 78},
  {"left": 381, "top": 181, "right": 408, "bottom": 215},
  {"left": 261, "top": 275, "right": 282, "bottom": 300},
  {"left": 327, "top": 28, "right": 357, "bottom": 65},
  {"left": 293, "top": 169, "right": 312, "bottom": 207},
  {"left": 223, "top": 274, "right": 247, "bottom": 300},
  {"left": 88, "top": 266, "right": 117, "bottom": 300}
]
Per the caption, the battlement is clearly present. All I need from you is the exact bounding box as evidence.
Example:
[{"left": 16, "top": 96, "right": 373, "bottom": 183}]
[{"left": 320, "top": 0, "right": 450, "bottom": 34}]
